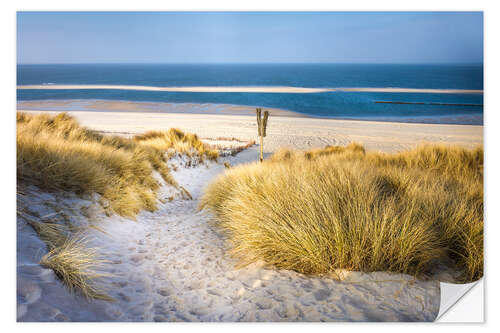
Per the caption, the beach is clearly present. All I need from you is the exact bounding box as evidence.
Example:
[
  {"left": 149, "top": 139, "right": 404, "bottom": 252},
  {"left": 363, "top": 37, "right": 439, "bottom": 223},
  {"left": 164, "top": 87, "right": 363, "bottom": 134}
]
[
  {"left": 17, "top": 100, "right": 483, "bottom": 154},
  {"left": 17, "top": 102, "right": 482, "bottom": 322}
]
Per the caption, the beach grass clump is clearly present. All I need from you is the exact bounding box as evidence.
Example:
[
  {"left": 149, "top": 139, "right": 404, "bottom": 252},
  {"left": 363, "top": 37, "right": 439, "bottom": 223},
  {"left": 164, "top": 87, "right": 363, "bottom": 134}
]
[
  {"left": 18, "top": 199, "right": 113, "bottom": 301},
  {"left": 17, "top": 112, "right": 218, "bottom": 218},
  {"left": 18, "top": 208, "right": 111, "bottom": 300},
  {"left": 200, "top": 143, "right": 483, "bottom": 282},
  {"left": 134, "top": 129, "right": 219, "bottom": 162},
  {"left": 39, "top": 234, "right": 112, "bottom": 301}
]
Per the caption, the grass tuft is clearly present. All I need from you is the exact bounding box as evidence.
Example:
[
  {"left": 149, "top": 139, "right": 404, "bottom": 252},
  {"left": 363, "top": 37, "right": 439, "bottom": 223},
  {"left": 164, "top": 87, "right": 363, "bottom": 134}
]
[
  {"left": 134, "top": 128, "right": 220, "bottom": 162},
  {"left": 18, "top": 209, "right": 111, "bottom": 300},
  {"left": 200, "top": 143, "right": 483, "bottom": 282},
  {"left": 39, "top": 235, "right": 112, "bottom": 301}
]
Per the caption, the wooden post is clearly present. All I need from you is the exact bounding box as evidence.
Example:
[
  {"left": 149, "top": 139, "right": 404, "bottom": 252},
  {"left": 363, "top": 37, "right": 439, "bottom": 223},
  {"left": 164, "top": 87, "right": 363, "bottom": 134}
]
[
  {"left": 256, "top": 108, "right": 269, "bottom": 163},
  {"left": 260, "top": 135, "right": 264, "bottom": 162}
]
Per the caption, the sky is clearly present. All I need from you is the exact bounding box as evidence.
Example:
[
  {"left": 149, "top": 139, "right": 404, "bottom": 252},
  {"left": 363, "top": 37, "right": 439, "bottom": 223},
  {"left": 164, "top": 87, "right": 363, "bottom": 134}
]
[{"left": 17, "top": 12, "right": 483, "bottom": 64}]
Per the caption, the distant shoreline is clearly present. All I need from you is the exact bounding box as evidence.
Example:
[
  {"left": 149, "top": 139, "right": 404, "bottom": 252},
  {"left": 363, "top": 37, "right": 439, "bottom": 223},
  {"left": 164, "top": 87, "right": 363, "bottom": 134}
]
[
  {"left": 17, "top": 99, "right": 484, "bottom": 126},
  {"left": 17, "top": 84, "right": 484, "bottom": 94}
]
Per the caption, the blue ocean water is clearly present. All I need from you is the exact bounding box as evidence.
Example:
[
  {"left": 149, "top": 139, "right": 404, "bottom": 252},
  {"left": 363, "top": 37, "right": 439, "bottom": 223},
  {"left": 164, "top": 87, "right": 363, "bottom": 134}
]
[{"left": 17, "top": 64, "right": 483, "bottom": 124}]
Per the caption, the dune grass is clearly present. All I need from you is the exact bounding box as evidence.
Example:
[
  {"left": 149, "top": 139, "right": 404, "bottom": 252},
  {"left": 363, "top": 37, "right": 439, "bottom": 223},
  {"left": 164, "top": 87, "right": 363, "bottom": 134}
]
[
  {"left": 134, "top": 129, "right": 220, "bottom": 161},
  {"left": 39, "top": 234, "right": 112, "bottom": 301},
  {"left": 17, "top": 112, "right": 219, "bottom": 300},
  {"left": 17, "top": 208, "right": 111, "bottom": 300},
  {"left": 200, "top": 143, "right": 483, "bottom": 282},
  {"left": 18, "top": 208, "right": 70, "bottom": 250},
  {"left": 17, "top": 112, "right": 218, "bottom": 218}
]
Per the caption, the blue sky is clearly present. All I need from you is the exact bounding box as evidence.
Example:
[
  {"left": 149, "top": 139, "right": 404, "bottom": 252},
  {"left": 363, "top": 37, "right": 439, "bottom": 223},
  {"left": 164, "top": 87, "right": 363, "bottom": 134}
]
[{"left": 17, "top": 12, "right": 483, "bottom": 64}]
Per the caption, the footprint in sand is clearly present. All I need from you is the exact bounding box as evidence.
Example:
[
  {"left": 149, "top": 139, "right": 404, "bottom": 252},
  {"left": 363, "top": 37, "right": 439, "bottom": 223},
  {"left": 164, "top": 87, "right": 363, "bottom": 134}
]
[
  {"left": 255, "top": 297, "right": 273, "bottom": 310},
  {"left": 130, "top": 254, "right": 145, "bottom": 263},
  {"left": 188, "top": 280, "right": 204, "bottom": 290},
  {"left": 117, "top": 292, "right": 131, "bottom": 302},
  {"left": 313, "top": 289, "right": 332, "bottom": 302},
  {"left": 112, "top": 281, "right": 128, "bottom": 288},
  {"left": 207, "top": 289, "right": 222, "bottom": 296},
  {"left": 157, "top": 288, "right": 171, "bottom": 297}
]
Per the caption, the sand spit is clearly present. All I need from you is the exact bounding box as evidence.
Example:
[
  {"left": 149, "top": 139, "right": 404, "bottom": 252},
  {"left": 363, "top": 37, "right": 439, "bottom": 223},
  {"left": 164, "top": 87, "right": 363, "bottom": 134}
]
[
  {"left": 17, "top": 85, "right": 330, "bottom": 94},
  {"left": 17, "top": 153, "right": 440, "bottom": 322},
  {"left": 336, "top": 87, "right": 483, "bottom": 94},
  {"left": 17, "top": 85, "right": 483, "bottom": 94}
]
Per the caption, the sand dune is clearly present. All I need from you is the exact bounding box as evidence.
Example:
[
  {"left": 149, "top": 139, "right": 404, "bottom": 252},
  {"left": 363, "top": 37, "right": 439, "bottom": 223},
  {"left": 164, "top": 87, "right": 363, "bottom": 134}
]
[
  {"left": 17, "top": 155, "right": 441, "bottom": 322},
  {"left": 17, "top": 84, "right": 483, "bottom": 94}
]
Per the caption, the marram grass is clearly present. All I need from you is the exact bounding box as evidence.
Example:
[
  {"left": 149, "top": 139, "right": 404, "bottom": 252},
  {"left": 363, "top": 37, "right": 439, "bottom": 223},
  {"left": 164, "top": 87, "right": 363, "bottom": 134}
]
[
  {"left": 18, "top": 209, "right": 111, "bottom": 300},
  {"left": 17, "top": 112, "right": 218, "bottom": 218},
  {"left": 17, "top": 112, "right": 221, "bottom": 300},
  {"left": 40, "top": 234, "right": 113, "bottom": 301},
  {"left": 200, "top": 143, "right": 483, "bottom": 282}
]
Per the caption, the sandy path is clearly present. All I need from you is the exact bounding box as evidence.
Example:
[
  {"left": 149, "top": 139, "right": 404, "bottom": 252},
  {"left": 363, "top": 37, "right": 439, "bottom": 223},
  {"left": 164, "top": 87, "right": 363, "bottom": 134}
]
[
  {"left": 18, "top": 154, "right": 440, "bottom": 322},
  {"left": 18, "top": 110, "right": 483, "bottom": 154}
]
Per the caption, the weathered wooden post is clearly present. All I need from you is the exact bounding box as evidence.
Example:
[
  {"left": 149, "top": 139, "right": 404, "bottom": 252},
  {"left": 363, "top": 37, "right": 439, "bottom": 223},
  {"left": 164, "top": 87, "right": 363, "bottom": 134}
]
[{"left": 256, "top": 108, "right": 269, "bottom": 162}]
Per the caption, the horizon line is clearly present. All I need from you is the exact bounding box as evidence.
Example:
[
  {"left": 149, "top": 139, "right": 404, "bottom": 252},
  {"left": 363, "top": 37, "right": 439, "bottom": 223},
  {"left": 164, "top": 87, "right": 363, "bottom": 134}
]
[{"left": 17, "top": 62, "right": 484, "bottom": 66}]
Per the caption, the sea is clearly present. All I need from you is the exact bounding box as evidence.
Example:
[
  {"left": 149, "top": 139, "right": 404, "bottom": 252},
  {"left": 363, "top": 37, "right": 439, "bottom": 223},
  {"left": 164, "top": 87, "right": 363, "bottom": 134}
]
[{"left": 17, "top": 64, "right": 484, "bottom": 125}]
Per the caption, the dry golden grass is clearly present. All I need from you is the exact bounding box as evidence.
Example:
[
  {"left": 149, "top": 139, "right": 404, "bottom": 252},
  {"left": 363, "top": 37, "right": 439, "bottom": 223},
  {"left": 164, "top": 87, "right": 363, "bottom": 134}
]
[
  {"left": 134, "top": 129, "right": 219, "bottom": 162},
  {"left": 17, "top": 209, "right": 111, "bottom": 300},
  {"left": 28, "top": 221, "right": 69, "bottom": 250},
  {"left": 201, "top": 137, "right": 256, "bottom": 157},
  {"left": 18, "top": 208, "right": 69, "bottom": 250},
  {"left": 40, "top": 235, "right": 112, "bottom": 301},
  {"left": 17, "top": 112, "right": 218, "bottom": 218},
  {"left": 17, "top": 112, "right": 221, "bottom": 300},
  {"left": 200, "top": 143, "right": 483, "bottom": 282}
]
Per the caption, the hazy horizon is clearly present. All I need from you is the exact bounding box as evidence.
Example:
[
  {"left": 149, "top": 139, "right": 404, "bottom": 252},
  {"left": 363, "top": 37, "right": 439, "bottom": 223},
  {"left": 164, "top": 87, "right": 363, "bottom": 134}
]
[
  {"left": 17, "top": 12, "right": 483, "bottom": 65},
  {"left": 17, "top": 62, "right": 484, "bottom": 65}
]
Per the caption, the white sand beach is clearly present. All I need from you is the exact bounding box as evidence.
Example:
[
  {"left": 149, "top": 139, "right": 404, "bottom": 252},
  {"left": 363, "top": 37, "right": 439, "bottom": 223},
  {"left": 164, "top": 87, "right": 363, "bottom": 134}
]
[
  {"left": 18, "top": 106, "right": 483, "bottom": 154},
  {"left": 17, "top": 105, "right": 482, "bottom": 322}
]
